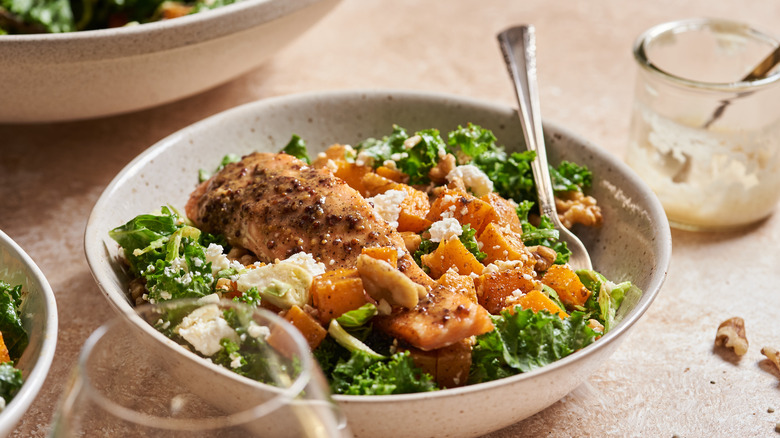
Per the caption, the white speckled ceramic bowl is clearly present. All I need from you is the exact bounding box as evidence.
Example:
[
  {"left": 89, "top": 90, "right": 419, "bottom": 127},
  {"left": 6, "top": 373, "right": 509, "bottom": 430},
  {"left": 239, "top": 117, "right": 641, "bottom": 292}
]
[
  {"left": 0, "top": 0, "right": 341, "bottom": 123},
  {"left": 85, "top": 90, "right": 672, "bottom": 438},
  {"left": 0, "top": 230, "right": 58, "bottom": 437}
]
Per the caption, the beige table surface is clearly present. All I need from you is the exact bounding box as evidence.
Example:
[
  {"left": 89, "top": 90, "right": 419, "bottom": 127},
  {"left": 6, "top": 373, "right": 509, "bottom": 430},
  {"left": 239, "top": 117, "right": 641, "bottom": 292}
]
[{"left": 2, "top": 1, "right": 780, "bottom": 437}]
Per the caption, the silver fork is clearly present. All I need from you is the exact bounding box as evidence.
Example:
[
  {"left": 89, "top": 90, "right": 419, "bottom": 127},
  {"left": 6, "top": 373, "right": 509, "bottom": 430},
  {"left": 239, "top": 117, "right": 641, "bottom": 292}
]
[{"left": 498, "top": 24, "right": 593, "bottom": 271}]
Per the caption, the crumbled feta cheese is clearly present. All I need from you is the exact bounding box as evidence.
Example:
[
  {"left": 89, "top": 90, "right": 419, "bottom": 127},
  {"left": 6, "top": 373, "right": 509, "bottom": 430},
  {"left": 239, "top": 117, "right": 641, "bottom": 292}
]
[
  {"left": 383, "top": 160, "right": 398, "bottom": 170},
  {"left": 325, "top": 159, "right": 338, "bottom": 173},
  {"left": 176, "top": 304, "right": 238, "bottom": 356},
  {"left": 367, "top": 189, "right": 407, "bottom": 228},
  {"left": 192, "top": 257, "right": 203, "bottom": 268},
  {"left": 282, "top": 252, "right": 326, "bottom": 277},
  {"left": 247, "top": 322, "right": 270, "bottom": 339},
  {"left": 390, "top": 152, "right": 408, "bottom": 161},
  {"left": 170, "top": 257, "right": 188, "bottom": 273},
  {"left": 160, "top": 291, "right": 172, "bottom": 300},
  {"left": 205, "top": 243, "right": 231, "bottom": 277},
  {"left": 229, "top": 352, "right": 243, "bottom": 369},
  {"left": 446, "top": 165, "right": 494, "bottom": 197},
  {"left": 377, "top": 299, "right": 392, "bottom": 315},
  {"left": 428, "top": 218, "right": 463, "bottom": 242}
]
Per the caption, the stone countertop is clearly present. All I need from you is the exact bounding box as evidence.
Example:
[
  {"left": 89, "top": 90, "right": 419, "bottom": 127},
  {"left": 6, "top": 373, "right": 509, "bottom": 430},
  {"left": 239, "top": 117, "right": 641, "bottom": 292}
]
[{"left": 2, "top": 1, "right": 779, "bottom": 436}]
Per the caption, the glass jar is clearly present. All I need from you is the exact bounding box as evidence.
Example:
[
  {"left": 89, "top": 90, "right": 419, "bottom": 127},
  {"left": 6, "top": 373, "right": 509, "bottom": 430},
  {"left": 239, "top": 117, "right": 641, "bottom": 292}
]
[{"left": 625, "top": 18, "right": 780, "bottom": 231}]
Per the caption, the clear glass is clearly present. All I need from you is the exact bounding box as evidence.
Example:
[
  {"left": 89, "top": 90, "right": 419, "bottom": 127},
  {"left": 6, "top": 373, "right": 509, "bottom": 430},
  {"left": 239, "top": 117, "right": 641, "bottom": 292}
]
[
  {"left": 625, "top": 18, "right": 780, "bottom": 231},
  {"left": 50, "top": 300, "right": 351, "bottom": 437}
]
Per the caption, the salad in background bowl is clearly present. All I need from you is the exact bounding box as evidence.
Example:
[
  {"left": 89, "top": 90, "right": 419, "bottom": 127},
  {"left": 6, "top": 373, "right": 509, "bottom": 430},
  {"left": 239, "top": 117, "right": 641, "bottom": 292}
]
[
  {"left": 85, "top": 90, "right": 671, "bottom": 438},
  {"left": 0, "top": 230, "right": 58, "bottom": 437}
]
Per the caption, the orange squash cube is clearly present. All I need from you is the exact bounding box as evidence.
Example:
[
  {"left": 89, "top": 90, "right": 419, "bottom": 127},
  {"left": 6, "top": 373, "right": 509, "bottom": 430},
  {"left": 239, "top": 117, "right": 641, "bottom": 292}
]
[
  {"left": 361, "top": 246, "right": 398, "bottom": 267},
  {"left": 395, "top": 184, "right": 432, "bottom": 233},
  {"left": 478, "top": 222, "right": 533, "bottom": 266},
  {"left": 360, "top": 172, "right": 397, "bottom": 197},
  {"left": 310, "top": 269, "right": 369, "bottom": 324},
  {"left": 281, "top": 305, "right": 328, "bottom": 350},
  {"left": 333, "top": 162, "right": 371, "bottom": 194},
  {"left": 474, "top": 265, "right": 539, "bottom": 314},
  {"left": 376, "top": 165, "right": 409, "bottom": 183},
  {"left": 541, "top": 264, "right": 591, "bottom": 308},
  {"left": 426, "top": 190, "right": 498, "bottom": 234},
  {"left": 480, "top": 193, "right": 523, "bottom": 234},
  {"left": 516, "top": 290, "right": 568, "bottom": 319},
  {"left": 437, "top": 268, "right": 478, "bottom": 304},
  {"left": 0, "top": 333, "right": 9, "bottom": 363},
  {"left": 421, "top": 237, "right": 484, "bottom": 279}
]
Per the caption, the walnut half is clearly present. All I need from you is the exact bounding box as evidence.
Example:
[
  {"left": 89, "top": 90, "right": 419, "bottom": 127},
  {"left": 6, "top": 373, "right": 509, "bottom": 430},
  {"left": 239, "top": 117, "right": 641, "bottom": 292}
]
[
  {"left": 715, "top": 317, "right": 749, "bottom": 356},
  {"left": 761, "top": 347, "right": 780, "bottom": 373}
]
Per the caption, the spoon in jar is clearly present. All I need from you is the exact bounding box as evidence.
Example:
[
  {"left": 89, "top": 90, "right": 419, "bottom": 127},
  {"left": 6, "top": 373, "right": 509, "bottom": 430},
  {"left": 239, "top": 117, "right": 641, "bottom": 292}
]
[{"left": 497, "top": 24, "right": 593, "bottom": 271}]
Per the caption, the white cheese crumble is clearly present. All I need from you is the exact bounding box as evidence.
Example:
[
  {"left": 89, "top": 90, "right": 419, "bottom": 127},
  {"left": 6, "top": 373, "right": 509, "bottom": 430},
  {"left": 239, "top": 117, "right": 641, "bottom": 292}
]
[
  {"left": 281, "top": 252, "right": 326, "bottom": 277},
  {"left": 229, "top": 352, "right": 243, "bottom": 369},
  {"left": 367, "top": 189, "right": 407, "bottom": 228},
  {"left": 176, "top": 304, "right": 239, "bottom": 356},
  {"left": 247, "top": 321, "right": 270, "bottom": 339},
  {"left": 428, "top": 218, "right": 463, "bottom": 242},
  {"left": 446, "top": 164, "right": 494, "bottom": 197}
]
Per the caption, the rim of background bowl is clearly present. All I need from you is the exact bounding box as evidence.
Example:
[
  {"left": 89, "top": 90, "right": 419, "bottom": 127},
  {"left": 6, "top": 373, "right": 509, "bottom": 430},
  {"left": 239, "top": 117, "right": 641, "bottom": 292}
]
[
  {"left": 84, "top": 88, "right": 672, "bottom": 404},
  {"left": 0, "top": 230, "right": 58, "bottom": 433},
  {"left": 0, "top": 0, "right": 331, "bottom": 62}
]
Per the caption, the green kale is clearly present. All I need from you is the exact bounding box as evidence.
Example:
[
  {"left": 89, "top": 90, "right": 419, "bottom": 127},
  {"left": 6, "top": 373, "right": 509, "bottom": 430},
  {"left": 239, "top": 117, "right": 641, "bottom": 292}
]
[
  {"left": 198, "top": 153, "right": 241, "bottom": 183},
  {"left": 0, "top": 282, "right": 27, "bottom": 362},
  {"left": 330, "top": 350, "right": 437, "bottom": 395},
  {"left": 469, "top": 308, "right": 597, "bottom": 384},
  {"left": 232, "top": 286, "right": 261, "bottom": 307},
  {"left": 0, "top": 0, "right": 75, "bottom": 33},
  {"left": 471, "top": 148, "right": 537, "bottom": 204},
  {"left": 189, "top": 0, "right": 238, "bottom": 13},
  {"left": 550, "top": 161, "right": 593, "bottom": 193},
  {"left": 515, "top": 203, "right": 570, "bottom": 265},
  {"left": 110, "top": 208, "right": 220, "bottom": 302},
  {"left": 355, "top": 125, "right": 450, "bottom": 185},
  {"left": 447, "top": 123, "right": 497, "bottom": 158},
  {"left": 313, "top": 336, "right": 351, "bottom": 378},
  {"left": 280, "top": 134, "right": 311, "bottom": 164},
  {"left": 0, "top": 362, "right": 23, "bottom": 405}
]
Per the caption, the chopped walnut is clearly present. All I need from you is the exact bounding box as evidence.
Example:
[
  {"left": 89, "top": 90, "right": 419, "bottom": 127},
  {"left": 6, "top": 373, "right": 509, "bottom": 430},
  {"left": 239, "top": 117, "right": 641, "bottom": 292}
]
[
  {"left": 555, "top": 191, "right": 603, "bottom": 229},
  {"left": 129, "top": 277, "right": 147, "bottom": 306},
  {"left": 761, "top": 347, "right": 780, "bottom": 373},
  {"left": 587, "top": 319, "right": 605, "bottom": 334},
  {"left": 226, "top": 246, "right": 258, "bottom": 265},
  {"left": 715, "top": 317, "right": 749, "bottom": 356},
  {"left": 428, "top": 153, "right": 457, "bottom": 184},
  {"left": 526, "top": 245, "right": 557, "bottom": 272}
]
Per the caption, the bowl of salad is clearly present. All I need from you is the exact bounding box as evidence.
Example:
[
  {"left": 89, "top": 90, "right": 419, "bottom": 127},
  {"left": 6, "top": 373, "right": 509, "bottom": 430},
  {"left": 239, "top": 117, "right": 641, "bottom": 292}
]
[
  {"left": 85, "top": 89, "right": 672, "bottom": 438},
  {"left": 0, "top": 0, "right": 341, "bottom": 123},
  {"left": 0, "top": 230, "right": 58, "bottom": 436}
]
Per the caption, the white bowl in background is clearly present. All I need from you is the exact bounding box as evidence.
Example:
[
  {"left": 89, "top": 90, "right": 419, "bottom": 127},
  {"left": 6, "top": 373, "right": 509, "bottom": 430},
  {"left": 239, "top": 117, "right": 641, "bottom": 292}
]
[
  {"left": 84, "top": 89, "right": 671, "bottom": 438},
  {"left": 0, "top": 230, "right": 58, "bottom": 437},
  {"left": 0, "top": 0, "right": 341, "bottom": 123}
]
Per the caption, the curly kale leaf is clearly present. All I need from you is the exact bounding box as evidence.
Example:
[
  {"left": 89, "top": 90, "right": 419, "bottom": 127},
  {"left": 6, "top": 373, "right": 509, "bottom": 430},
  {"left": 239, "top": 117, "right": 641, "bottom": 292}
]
[
  {"left": 0, "top": 362, "right": 23, "bottom": 404},
  {"left": 470, "top": 308, "right": 597, "bottom": 384},
  {"left": 330, "top": 350, "right": 437, "bottom": 395},
  {"left": 280, "top": 134, "right": 311, "bottom": 164},
  {"left": 0, "top": 282, "right": 27, "bottom": 362}
]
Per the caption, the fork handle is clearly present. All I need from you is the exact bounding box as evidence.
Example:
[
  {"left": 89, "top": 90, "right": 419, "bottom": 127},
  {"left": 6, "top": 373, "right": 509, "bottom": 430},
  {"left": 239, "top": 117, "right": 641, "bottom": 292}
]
[{"left": 497, "top": 25, "right": 557, "bottom": 219}]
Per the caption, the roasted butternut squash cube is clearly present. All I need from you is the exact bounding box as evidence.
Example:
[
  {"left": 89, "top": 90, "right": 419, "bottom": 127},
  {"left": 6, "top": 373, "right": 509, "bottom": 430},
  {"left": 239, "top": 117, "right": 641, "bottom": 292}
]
[
  {"left": 376, "top": 165, "right": 408, "bottom": 183},
  {"left": 404, "top": 339, "right": 472, "bottom": 389},
  {"left": 435, "top": 339, "right": 472, "bottom": 388},
  {"left": 421, "top": 237, "right": 484, "bottom": 279},
  {"left": 333, "top": 162, "right": 371, "bottom": 195},
  {"left": 395, "top": 184, "right": 432, "bottom": 233},
  {"left": 437, "top": 268, "right": 478, "bottom": 304},
  {"left": 474, "top": 265, "right": 539, "bottom": 314},
  {"left": 310, "top": 269, "right": 369, "bottom": 324},
  {"left": 478, "top": 222, "right": 533, "bottom": 266},
  {"left": 426, "top": 190, "right": 498, "bottom": 234},
  {"left": 360, "top": 172, "right": 397, "bottom": 197},
  {"left": 0, "top": 333, "right": 9, "bottom": 363},
  {"left": 480, "top": 193, "right": 523, "bottom": 234},
  {"left": 517, "top": 290, "right": 568, "bottom": 319},
  {"left": 282, "top": 305, "right": 328, "bottom": 349},
  {"left": 541, "top": 264, "right": 591, "bottom": 308},
  {"left": 311, "top": 144, "right": 351, "bottom": 167},
  {"left": 361, "top": 246, "right": 399, "bottom": 267}
]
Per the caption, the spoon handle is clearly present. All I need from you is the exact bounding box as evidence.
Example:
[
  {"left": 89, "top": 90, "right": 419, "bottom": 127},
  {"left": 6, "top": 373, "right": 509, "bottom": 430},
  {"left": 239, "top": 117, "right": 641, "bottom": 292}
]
[{"left": 497, "top": 25, "right": 556, "bottom": 219}]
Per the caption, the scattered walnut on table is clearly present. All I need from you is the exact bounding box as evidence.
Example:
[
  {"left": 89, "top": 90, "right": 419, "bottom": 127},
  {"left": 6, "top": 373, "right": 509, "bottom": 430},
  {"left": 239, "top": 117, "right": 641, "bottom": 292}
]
[
  {"left": 761, "top": 347, "right": 780, "bottom": 373},
  {"left": 715, "top": 317, "right": 749, "bottom": 356}
]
